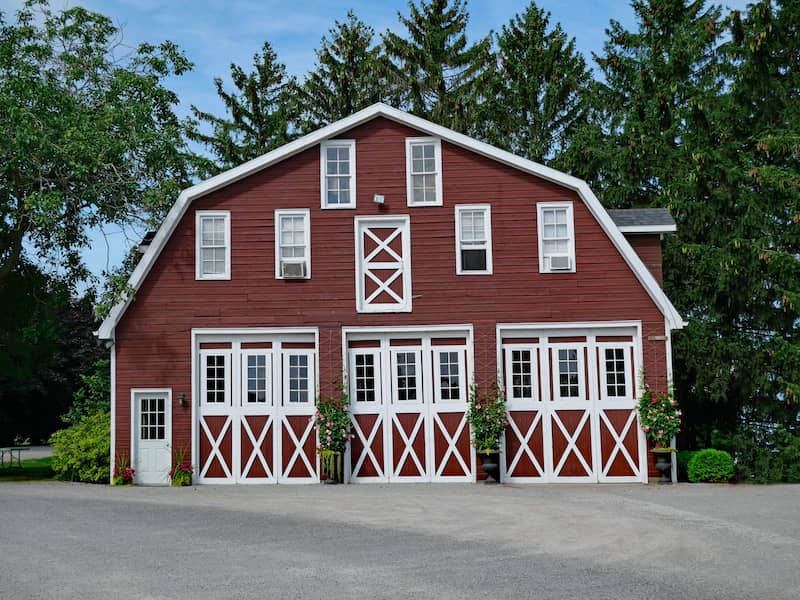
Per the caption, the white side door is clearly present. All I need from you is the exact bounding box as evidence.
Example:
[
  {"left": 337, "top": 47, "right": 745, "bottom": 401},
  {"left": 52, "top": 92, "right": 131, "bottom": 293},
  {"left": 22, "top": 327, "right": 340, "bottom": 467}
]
[{"left": 133, "top": 389, "right": 171, "bottom": 485}]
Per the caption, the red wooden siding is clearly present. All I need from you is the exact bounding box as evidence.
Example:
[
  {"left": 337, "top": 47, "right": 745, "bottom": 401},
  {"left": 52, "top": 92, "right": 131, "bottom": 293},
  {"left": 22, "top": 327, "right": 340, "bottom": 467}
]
[
  {"left": 626, "top": 234, "right": 664, "bottom": 286},
  {"left": 114, "top": 116, "right": 670, "bottom": 480}
]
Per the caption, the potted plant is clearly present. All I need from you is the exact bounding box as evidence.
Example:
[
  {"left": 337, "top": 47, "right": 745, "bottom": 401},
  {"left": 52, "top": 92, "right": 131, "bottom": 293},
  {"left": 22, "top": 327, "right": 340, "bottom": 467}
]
[
  {"left": 312, "top": 386, "right": 353, "bottom": 484},
  {"left": 112, "top": 453, "right": 135, "bottom": 486},
  {"left": 169, "top": 447, "right": 193, "bottom": 486},
  {"left": 637, "top": 380, "right": 682, "bottom": 483},
  {"left": 465, "top": 383, "right": 508, "bottom": 483}
]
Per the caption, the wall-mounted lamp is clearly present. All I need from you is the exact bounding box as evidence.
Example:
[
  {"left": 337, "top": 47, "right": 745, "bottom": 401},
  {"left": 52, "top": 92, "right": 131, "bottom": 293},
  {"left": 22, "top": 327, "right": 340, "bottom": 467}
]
[
  {"left": 178, "top": 392, "right": 186, "bottom": 406},
  {"left": 373, "top": 194, "right": 385, "bottom": 204}
]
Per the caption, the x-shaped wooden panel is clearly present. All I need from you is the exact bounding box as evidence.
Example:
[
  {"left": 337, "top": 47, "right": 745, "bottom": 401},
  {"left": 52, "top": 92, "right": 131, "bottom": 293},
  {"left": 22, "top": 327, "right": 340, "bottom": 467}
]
[
  {"left": 506, "top": 411, "right": 545, "bottom": 478},
  {"left": 391, "top": 413, "right": 425, "bottom": 478},
  {"left": 552, "top": 410, "right": 593, "bottom": 478},
  {"left": 199, "top": 416, "right": 233, "bottom": 479},
  {"left": 240, "top": 415, "right": 273, "bottom": 480},
  {"left": 351, "top": 414, "right": 384, "bottom": 479},
  {"left": 599, "top": 409, "right": 640, "bottom": 478},
  {"left": 433, "top": 413, "right": 470, "bottom": 478},
  {"left": 281, "top": 416, "right": 316, "bottom": 478}
]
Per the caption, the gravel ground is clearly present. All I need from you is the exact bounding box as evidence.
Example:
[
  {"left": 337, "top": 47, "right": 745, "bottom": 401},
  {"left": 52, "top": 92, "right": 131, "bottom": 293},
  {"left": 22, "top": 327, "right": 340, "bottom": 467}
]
[{"left": 0, "top": 482, "right": 797, "bottom": 599}]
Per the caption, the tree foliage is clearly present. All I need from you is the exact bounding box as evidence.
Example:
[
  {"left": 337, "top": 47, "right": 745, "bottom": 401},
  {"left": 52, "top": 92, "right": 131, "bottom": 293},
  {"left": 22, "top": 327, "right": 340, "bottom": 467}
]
[
  {"left": 479, "top": 2, "right": 592, "bottom": 164},
  {"left": 0, "top": 0, "right": 195, "bottom": 285},
  {"left": 383, "top": 0, "right": 492, "bottom": 132},
  {"left": 298, "top": 11, "right": 390, "bottom": 132},
  {"left": 189, "top": 41, "right": 297, "bottom": 172}
]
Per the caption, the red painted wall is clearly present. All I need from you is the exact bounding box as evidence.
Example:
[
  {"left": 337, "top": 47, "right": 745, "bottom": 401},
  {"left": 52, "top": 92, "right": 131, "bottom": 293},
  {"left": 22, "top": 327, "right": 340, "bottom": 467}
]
[
  {"left": 114, "top": 117, "right": 671, "bottom": 477},
  {"left": 626, "top": 234, "right": 664, "bottom": 286}
]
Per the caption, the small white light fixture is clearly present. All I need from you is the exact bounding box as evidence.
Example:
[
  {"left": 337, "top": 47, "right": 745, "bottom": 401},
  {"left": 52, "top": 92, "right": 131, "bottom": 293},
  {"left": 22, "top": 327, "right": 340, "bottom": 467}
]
[{"left": 373, "top": 194, "right": 385, "bottom": 204}]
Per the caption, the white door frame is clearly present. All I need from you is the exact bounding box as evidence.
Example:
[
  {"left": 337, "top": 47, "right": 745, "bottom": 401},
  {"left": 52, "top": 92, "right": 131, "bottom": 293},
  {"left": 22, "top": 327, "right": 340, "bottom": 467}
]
[{"left": 131, "top": 388, "right": 172, "bottom": 485}]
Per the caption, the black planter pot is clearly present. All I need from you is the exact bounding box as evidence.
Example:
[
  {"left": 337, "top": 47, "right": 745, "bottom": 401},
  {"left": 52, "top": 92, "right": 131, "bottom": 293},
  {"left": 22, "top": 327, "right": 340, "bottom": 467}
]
[
  {"left": 654, "top": 451, "right": 673, "bottom": 483},
  {"left": 480, "top": 452, "right": 501, "bottom": 483}
]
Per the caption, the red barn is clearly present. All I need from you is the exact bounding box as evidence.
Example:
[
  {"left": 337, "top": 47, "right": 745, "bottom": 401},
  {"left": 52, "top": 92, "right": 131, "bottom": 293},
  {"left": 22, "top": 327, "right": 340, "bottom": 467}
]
[{"left": 97, "top": 104, "right": 684, "bottom": 485}]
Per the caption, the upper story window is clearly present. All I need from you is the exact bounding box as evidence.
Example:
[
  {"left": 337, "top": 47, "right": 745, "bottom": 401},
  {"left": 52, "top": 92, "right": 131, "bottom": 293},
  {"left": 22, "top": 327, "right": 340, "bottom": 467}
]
[
  {"left": 537, "top": 202, "right": 575, "bottom": 273},
  {"left": 321, "top": 140, "right": 356, "bottom": 209},
  {"left": 406, "top": 137, "right": 442, "bottom": 206},
  {"left": 455, "top": 204, "right": 493, "bottom": 274},
  {"left": 196, "top": 211, "right": 231, "bottom": 280},
  {"left": 275, "top": 209, "right": 311, "bottom": 279}
]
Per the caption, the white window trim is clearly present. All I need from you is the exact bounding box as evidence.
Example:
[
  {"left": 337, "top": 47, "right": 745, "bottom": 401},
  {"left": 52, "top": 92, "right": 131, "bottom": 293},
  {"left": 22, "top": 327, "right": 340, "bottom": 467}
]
[
  {"left": 240, "top": 349, "right": 274, "bottom": 406},
  {"left": 275, "top": 209, "right": 311, "bottom": 280},
  {"left": 455, "top": 204, "right": 493, "bottom": 275},
  {"left": 551, "top": 345, "right": 585, "bottom": 402},
  {"left": 195, "top": 210, "right": 231, "bottom": 280},
  {"left": 597, "top": 343, "right": 635, "bottom": 402},
  {"left": 281, "top": 349, "right": 316, "bottom": 413},
  {"left": 537, "top": 202, "right": 576, "bottom": 273},
  {"left": 348, "top": 349, "right": 382, "bottom": 408},
  {"left": 503, "top": 344, "right": 538, "bottom": 406},
  {"left": 406, "top": 136, "right": 443, "bottom": 207},
  {"left": 199, "top": 350, "right": 232, "bottom": 408},
  {"left": 433, "top": 347, "right": 467, "bottom": 403},
  {"left": 320, "top": 139, "right": 356, "bottom": 209}
]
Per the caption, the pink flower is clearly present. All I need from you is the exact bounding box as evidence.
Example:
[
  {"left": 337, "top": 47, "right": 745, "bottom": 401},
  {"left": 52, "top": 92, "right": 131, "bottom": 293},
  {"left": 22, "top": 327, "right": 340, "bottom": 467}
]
[
  {"left": 643, "top": 426, "right": 650, "bottom": 432},
  {"left": 475, "top": 404, "right": 482, "bottom": 410},
  {"left": 342, "top": 433, "right": 348, "bottom": 439}
]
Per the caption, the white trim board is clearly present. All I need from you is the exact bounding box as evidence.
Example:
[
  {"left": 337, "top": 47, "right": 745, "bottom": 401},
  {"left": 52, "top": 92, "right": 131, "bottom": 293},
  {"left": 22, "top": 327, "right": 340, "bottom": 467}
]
[{"left": 97, "top": 103, "right": 685, "bottom": 339}]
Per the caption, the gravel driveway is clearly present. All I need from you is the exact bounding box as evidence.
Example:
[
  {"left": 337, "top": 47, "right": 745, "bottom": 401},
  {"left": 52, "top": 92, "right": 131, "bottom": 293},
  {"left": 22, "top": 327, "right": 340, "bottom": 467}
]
[{"left": 1, "top": 482, "right": 797, "bottom": 599}]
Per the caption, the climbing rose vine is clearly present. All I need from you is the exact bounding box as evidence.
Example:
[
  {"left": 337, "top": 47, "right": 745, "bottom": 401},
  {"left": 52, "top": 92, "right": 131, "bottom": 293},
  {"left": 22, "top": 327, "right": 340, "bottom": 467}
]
[
  {"left": 465, "top": 383, "right": 508, "bottom": 454},
  {"left": 637, "top": 385, "right": 681, "bottom": 448}
]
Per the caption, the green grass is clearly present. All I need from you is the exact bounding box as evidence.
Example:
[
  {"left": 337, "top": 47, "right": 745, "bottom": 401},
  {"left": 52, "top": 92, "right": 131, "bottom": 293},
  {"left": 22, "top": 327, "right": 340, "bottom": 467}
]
[{"left": 0, "top": 456, "right": 55, "bottom": 482}]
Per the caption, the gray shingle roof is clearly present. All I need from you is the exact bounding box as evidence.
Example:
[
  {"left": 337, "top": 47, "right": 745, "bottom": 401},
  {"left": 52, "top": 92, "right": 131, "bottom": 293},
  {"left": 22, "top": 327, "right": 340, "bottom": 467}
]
[{"left": 607, "top": 208, "right": 676, "bottom": 233}]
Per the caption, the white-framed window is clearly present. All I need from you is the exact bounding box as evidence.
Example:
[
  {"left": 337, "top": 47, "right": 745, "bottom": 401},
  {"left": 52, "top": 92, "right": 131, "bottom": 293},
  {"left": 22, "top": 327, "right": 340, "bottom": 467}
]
[
  {"left": 275, "top": 209, "right": 311, "bottom": 279},
  {"left": 434, "top": 350, "right": 465, "bottom": 402},
  {"left": 285, "top": 353, "right": 312, "bottom": 404},
  {"left": 320, "top": 139, "right": 356, "bottom": 209},
  {"left": 507, "top": 348, "right": 535, "bottom": 402},
  {"left": 351, "top": 352, "right": 379, "bottom": 403},
  {"left": 554, "top": 347, "right": 584, "bottom": 400},
  {"left": 200, "top": 352, "right": 231, "bottom": 405},
  {"left": 406, "top": 137, "right": 443, "bottom": 206},
  {"left": 537, "top": 202, "right": 576, "bottom": 273},
  {"left": 242, "top": 352, "right": 272, "bottom": 404},
  {"left": 601, "top": 347, "right": 630, "bottom": 400},
  {"left": 392, "top": 350, "right": 420, "bottom": 402},
  {"left": 195, "top": 211, "right": 231, "bottom": 280},
  {"left": 455, "top": 204, "right": 493, "bottom": 274}
]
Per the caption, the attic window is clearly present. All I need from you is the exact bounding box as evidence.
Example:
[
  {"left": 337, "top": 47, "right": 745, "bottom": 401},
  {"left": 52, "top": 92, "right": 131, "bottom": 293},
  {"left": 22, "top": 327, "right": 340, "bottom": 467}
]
[
  {"left": 321, "top": 140, "right": 356, "bottom": 209},
  {"left": 195, "top": 211, "right": 231, "bottom": 280},
  {"left": 406, "top": 137, "right": 442, "bottom": 206},
  {"left": 537, "top": 202, "right": 575, "bottom": 273}
]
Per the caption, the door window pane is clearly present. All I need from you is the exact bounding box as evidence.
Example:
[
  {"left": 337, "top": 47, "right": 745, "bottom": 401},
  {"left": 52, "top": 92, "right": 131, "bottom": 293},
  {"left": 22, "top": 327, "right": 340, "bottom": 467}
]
[
  {"left": 205, "top": 355, "right": 226, "bottom": 403},
  {"left": 439, "top": 351, "right": 460, "bottom": 400},
  {"left": 558, "top": 349, "right": 580, "bottom": 398},
  {"left": 288, "top": 354, "right": 309, "bottom": 403},
  {"left": 247, "top": 354, "right": 268, "bottom": 403},
  {"left": 511, "top": 350, "right": 533, "bottom": 399},
  {"left": 140, "top": 397, "right": 165, "bottom": 440},
  {"left": 354, "top": 354, "right": 376, "bottom": 402},
  {"left": 396, "top": 352, "right": 417, "bottom": 401},
  {"left": 604, "top": 348, "right": 627, "bottom": 397}
]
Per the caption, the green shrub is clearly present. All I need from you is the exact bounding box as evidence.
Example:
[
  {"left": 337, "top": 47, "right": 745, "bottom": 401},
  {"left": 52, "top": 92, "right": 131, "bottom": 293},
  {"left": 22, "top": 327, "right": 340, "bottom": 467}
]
[
  {"left": 49, "top": 411, "right": 110, "bottom": 483},
  {"left": 62, "top": 359, "right": 110, "bottom": 425},
  {"left": 712, "top": 426, "right": 800, "bottom": 483},
  {"left": 687, "top": 448, "right": 735, "bottom": 483}
]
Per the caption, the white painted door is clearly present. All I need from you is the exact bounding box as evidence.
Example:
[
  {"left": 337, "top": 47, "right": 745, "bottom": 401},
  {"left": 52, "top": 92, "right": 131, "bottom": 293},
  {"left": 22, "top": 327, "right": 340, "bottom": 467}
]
[
  {"left": 134, "top": 390, "right": 171, "bottom": 485},
  {"left": 388, "top": 348, "right": 427, "bottom": 481}
]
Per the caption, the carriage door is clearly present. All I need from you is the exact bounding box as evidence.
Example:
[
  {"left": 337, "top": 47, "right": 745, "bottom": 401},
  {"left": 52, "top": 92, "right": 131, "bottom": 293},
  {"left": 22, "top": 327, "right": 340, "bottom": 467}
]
[
  {"left": 198, "top": 350, "right": 235, "bottom": 482},
  {"left": 348, "top": 348, "right": 387, "bottom": 481},
  {"left": 278, "top": 350, "right": 318, "bottom": 483},
  {"left": 388, "top": 347, "right": 427, "bottom": 481},
  {"left": 430, "top": 346, "right": 472, "bottom": 482},
  {"left": 239, "top": 349, "right": 276, "bottom": 483}
]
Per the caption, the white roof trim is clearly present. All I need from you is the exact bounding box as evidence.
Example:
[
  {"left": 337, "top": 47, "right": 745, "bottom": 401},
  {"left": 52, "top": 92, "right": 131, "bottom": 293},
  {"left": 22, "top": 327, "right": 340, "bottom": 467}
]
[
  {"left": 97, "top": 103, "right": 685, "bottom": 339},
  {"left": 618, "top": 224, "right": 677, "bottom": 234}
]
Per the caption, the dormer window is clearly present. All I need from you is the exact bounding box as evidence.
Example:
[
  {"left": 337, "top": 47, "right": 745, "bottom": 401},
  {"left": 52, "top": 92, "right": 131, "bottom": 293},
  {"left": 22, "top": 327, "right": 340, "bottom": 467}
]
[
  {"left": 537, "top": 202, "right": 575, "bottom": 273},
  {"left": 195, "top": 211, "right": 230, "bottom": 280},
  {"left": 406, "top": 137, "right": 442, "bottom": 206},
  {"left": 321, "top": 140, "right": 356, "bottom": 209}
]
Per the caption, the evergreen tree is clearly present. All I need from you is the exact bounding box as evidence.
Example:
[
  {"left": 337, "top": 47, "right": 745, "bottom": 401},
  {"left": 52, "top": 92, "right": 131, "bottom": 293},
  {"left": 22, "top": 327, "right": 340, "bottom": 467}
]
[
  {"left": 298, "top": 11, "right": 389, "bottom": 132},
  {"left": 189, "top": 42, "right": 296, "bottom": 172},
  {"left": 480, "top": 2, "right": 592, "bottom": 164},
  {"left": 383, "top": 0, "right": 492, "bottom": 132}
]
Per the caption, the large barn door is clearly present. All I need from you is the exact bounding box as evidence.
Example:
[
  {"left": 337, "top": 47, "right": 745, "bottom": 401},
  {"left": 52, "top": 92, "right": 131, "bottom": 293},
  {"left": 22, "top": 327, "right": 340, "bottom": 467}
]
[
  {"left": 348, "top": 349, "right": 387, "bottom": 481},
  {"left": 278, "top": 350, "right": 318, "bottom": 483},
  {"left": 238, "top": 350, "right": 276, "bottom": 483},
  {"left": 355, "top": 216, "right": 412, "bottom": 313},
  {"left": 198, "top": 350, "right": 235, "bottom": 482},
  {"left": 430, "top": 346, "right": 471, "bottom": 482},
  {"left": 502, "top": 345, "right": 547, "bottom": 481},
  {"left": 388, "top": 348, "right": 428, "bottom": 481}
]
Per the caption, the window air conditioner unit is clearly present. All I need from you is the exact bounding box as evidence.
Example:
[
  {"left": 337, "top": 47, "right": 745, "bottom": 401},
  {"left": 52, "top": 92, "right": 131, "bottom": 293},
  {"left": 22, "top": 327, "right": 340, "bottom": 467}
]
[
  {"left": 281, "top": 261, "right": 306, "bottom": 279},
  {"left": 549, "top": 256, "right": 571, "bottom": 271}
]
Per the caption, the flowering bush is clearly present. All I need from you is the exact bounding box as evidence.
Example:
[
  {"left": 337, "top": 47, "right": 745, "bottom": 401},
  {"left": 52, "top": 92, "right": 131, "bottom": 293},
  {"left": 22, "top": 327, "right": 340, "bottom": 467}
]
[
  {"left": 312, "top": 387, "right": 353, "bottom": 482},
  {"left": 112, "top": 453, "right": 135, "bottom": 485},
  {"left": 169, "top": 447, "right": 193, "bottom": 486},
  {"left": 637, "top": 384, "right": 681, "bottom": 449},
  {"left": 465, "top": 383, "right": 508, "bottom": 454}
]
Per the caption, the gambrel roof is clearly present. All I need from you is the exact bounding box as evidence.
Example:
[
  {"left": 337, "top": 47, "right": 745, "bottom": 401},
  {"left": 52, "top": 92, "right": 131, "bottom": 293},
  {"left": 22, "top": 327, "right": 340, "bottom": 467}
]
[{"left": 97, "top": 103, "right": 685, "bottom": 339}]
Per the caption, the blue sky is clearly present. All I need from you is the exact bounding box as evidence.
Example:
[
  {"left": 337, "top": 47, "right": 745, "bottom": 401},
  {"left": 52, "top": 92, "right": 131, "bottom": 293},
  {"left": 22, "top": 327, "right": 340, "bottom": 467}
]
[{"left": 1, "top": 0, "right": 749, "bottom": 288}]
